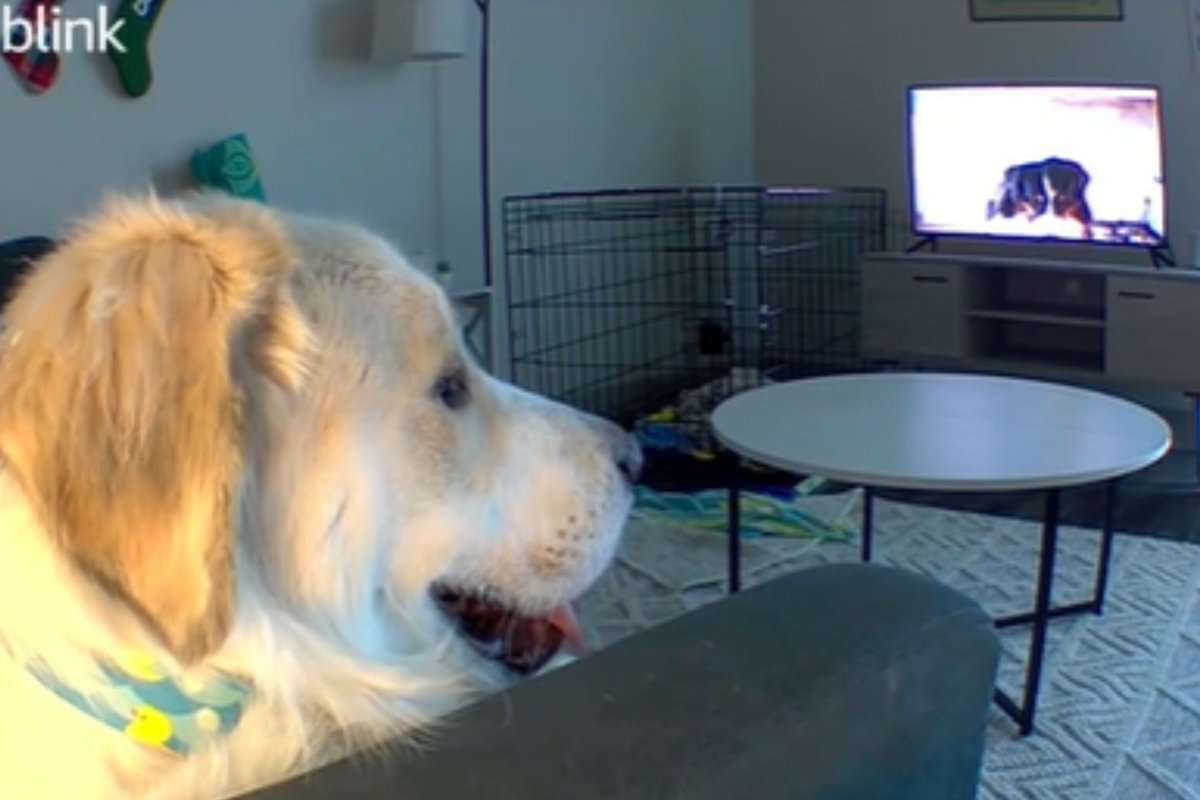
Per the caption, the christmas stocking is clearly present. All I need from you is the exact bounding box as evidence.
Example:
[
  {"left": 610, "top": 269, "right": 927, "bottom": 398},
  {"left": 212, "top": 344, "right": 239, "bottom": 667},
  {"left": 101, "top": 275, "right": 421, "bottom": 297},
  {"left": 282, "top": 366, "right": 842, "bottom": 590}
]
[
  {"left": 3, "top": 0, "right": 64, "bottom": 94},
  {"left": 108, "top": 0, "right": 170, "bottom": 98}
]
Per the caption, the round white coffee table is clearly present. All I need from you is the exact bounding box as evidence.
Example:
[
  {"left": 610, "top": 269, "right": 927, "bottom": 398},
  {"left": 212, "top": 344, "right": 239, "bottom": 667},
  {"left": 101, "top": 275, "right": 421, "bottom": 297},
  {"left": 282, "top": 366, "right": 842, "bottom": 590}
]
[{"left": 711, "top": 371, "right": 1171, "bottom": 735}]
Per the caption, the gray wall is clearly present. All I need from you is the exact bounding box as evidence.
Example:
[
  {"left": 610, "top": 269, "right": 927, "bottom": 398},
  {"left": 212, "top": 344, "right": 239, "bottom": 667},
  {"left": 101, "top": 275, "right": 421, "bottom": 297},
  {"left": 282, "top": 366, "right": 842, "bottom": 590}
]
[
  {"left": 487, "top": 0, "right": 755, "bottom": 372},
  {"left": 492, "top": 0, "right": 755, "bottom": 197},
  {"left": 752, "top": 0, "right": 1199, "bottom": 261},
  {"left": 1, "top": 0, "right": 442, "bottom": 266},
  {"left": 0, "top": 0, "right": 755, "bottom": 374},
  {"left": 0, "top": 0, "right": 754, "bottom": 291}
]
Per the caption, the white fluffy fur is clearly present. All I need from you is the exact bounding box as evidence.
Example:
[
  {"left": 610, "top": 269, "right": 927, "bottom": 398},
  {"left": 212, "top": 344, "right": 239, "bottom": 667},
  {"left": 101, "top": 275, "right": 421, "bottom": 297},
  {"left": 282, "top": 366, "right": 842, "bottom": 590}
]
[{"left": 0, "top": 193, "right": 637, "bottom": 799}]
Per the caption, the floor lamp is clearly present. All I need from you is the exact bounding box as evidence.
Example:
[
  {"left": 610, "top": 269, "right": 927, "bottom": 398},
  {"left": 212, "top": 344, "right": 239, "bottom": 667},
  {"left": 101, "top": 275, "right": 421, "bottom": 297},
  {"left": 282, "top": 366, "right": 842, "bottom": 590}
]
[{"left": 371, "top": 0, "right": 493, "bottom": 289}]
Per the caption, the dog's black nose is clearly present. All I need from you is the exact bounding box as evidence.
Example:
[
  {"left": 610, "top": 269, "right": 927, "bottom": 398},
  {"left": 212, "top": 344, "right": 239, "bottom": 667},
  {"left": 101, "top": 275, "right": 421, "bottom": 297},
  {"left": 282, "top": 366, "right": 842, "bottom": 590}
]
[{"left": 616, "top": 436, "right": 644, "bottom": 485}]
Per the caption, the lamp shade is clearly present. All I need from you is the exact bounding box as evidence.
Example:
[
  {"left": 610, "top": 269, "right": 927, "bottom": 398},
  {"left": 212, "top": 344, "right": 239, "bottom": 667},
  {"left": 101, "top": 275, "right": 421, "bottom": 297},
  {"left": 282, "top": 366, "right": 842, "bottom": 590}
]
[{"left": 371, "top": 0, "right": 471, "bottom": 62}]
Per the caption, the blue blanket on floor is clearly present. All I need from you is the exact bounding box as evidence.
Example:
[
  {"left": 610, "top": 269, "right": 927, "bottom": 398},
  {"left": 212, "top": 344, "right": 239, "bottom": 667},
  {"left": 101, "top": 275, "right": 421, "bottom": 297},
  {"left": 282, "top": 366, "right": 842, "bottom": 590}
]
[{"left": 634, "top": 485, "right": 854, "bottom": 540}]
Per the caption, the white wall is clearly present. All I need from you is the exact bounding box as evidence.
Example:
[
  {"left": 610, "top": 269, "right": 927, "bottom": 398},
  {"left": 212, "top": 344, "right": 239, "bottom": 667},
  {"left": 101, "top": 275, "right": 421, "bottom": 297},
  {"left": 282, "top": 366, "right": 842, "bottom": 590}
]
[
  {"left": 0, "top": 0, "right": 443, "bottom": 263},
  {"left": 753, "top": 0, "right": 1200, "bottom": 261},
  {"left": 677, "top": 0, "right": 756, "bottom": 186},
  {"left": 491, "top": 0, "right": 754, "bottom": 200},
  {"left": 481, "top": 0, "right": 756, "bottom": 371},
  {"left": 0, "top": 0, "right": 755, "bottom": 369}
]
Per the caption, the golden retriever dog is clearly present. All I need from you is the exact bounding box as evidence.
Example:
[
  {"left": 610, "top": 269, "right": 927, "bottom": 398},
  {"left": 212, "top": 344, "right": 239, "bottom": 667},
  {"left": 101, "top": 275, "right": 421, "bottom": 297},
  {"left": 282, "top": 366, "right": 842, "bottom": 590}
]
[{"left": 0, "top": 193, "right": 641, "bottom": 799}]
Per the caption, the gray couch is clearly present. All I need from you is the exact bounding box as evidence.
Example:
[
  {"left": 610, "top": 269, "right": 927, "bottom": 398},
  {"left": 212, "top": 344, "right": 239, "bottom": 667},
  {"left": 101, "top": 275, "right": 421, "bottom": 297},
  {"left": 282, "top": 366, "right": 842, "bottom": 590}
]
[
  {"left": 247, "top": 563, "right": 1000, "bottom": 799},
  {"left": 0, "top": 237, "right": 54, "bottom": 306}
]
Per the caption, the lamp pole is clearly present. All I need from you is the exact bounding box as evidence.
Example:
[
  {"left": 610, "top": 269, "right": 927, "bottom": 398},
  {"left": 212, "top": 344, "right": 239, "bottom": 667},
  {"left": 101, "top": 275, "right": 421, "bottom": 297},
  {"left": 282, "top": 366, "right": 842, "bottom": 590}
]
[{"left": 474, "top": 0, "right": 492, "bottom": 287}]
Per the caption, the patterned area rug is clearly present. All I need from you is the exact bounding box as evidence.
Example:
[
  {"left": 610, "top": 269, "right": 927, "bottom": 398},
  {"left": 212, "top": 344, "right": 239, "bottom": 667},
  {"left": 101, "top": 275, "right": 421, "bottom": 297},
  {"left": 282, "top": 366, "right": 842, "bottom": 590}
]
[{"left": 575, "top": 490, "right": 1200, "bottom": 800}]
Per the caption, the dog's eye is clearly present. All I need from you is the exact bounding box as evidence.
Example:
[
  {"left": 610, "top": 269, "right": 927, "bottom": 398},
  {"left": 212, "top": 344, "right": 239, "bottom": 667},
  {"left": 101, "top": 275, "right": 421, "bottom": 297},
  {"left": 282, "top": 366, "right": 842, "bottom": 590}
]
[{"left": 434, "top": 371, "right": 470, "bottom": 411}]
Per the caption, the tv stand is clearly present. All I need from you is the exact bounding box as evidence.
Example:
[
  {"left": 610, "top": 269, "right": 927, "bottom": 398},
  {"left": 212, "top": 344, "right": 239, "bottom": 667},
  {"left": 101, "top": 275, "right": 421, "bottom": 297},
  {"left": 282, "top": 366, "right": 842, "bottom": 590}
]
[
  {"left": 905, "top": 236, "right": 939, "bottom": 254},
  {"left": 1150, "top": 242, "right": 1175, "bottom": 269},
  {"left": 860, "top": 251, "right": 1200, "bottom": 392}
]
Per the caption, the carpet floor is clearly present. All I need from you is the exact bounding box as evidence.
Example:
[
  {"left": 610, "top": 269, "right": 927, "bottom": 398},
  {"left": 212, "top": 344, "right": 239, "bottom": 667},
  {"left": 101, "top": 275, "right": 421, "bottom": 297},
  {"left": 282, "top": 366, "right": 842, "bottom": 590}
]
[{"left": 576, "top": 490, "right": 1200, "bottom": 800}]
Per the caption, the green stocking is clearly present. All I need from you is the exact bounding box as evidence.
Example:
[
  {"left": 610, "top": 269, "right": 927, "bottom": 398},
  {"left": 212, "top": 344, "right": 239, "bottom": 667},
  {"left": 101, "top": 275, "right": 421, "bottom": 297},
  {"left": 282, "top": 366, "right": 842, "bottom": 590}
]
[{"left": 108, "top": 0, "right": 171, "bottom": 98}]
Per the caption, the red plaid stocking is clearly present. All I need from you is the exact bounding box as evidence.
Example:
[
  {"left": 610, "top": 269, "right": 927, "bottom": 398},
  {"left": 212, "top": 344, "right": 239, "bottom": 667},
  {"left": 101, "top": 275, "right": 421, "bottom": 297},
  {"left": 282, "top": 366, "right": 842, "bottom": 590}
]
[{"left": 3, "top": 0, "right": 64, "bottom": 94}]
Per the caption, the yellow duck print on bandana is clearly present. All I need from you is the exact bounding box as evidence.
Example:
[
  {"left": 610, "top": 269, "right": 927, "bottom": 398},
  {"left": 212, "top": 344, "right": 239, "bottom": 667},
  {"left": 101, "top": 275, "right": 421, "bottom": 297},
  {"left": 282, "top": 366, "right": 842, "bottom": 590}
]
[{"left": 27, "top": 651, "right": 253, "bottom": 756}]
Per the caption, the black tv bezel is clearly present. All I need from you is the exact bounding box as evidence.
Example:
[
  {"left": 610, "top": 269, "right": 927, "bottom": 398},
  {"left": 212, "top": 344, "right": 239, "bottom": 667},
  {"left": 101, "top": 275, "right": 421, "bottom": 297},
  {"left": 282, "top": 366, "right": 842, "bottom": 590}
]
[{"left": 904, "top": 81, "right": 1168, "bottom": 251}]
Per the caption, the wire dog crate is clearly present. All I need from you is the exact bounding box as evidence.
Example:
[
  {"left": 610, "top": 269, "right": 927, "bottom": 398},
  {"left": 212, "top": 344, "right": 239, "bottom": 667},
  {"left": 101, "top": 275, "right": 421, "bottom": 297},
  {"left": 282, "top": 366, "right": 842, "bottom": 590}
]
[{"left": 503, "top": 186, "right": 888, "bottom": 426}]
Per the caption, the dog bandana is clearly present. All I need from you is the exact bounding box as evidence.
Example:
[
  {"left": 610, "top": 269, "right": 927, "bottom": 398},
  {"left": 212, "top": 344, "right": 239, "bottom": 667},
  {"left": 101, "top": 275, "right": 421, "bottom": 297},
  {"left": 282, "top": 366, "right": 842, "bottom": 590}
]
[{"left": 26, "top": 651, "right": 253, "bottom": 756}]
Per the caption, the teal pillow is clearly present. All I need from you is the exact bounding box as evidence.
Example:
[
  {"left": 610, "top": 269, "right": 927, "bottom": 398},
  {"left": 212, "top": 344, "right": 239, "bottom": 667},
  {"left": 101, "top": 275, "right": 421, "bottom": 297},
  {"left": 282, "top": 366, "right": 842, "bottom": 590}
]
[{"left": 190, "top": 133, "right": 266, "bottom": 201}]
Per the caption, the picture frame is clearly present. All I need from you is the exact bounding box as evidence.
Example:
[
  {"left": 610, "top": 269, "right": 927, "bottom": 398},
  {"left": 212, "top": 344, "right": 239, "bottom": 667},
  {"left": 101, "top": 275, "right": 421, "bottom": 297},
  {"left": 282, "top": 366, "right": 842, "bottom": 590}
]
[{"left": 969, "top": 0, "right": 1123, "bottom": 22}]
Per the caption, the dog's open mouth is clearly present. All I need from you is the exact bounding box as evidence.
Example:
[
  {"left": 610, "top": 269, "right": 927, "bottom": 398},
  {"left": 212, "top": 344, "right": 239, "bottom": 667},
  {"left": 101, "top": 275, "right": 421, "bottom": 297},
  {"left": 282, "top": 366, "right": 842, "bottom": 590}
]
[{"left": 432, "top": 584, "right": 586, "bottom": 675}]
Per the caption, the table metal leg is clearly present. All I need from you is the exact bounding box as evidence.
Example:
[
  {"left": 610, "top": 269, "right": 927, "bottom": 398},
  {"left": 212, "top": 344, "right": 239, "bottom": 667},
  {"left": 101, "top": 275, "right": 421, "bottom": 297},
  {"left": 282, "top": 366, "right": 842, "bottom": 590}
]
[
  {"left": 1093, "top": 479, "right": 1118, "bottom": 614},
  {"left": 861, "top": 486, "right": 874, "bottom": 563},
  {"left": 995, "top": 478, "right": 1121, "bottom": 622},
  {"left": 1192, "top": 393, "right": 1200, "bottom": 484},
  {"left": 727, "top": 454, "right": 742, "bottom": 594},
  {"left": 994, "top": 487, "right": 1060, "bottom": 736}
]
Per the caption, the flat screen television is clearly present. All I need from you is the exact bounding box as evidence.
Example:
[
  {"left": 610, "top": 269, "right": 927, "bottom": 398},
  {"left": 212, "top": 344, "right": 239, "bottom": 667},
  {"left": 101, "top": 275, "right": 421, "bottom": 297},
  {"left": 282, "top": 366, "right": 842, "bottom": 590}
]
[{"left": 907, "top": 84, "right": 1166, "bottom": 248}]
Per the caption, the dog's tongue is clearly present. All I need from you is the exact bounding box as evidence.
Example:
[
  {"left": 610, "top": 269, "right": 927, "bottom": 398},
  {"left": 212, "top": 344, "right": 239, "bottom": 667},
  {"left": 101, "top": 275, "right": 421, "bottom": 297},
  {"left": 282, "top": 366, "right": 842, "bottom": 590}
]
[
  {"left": 434, "top": 588, "right": 586, "bottom": 675},
  {"left": 547, "top": 603, "right": 586, "bottom": 655}
]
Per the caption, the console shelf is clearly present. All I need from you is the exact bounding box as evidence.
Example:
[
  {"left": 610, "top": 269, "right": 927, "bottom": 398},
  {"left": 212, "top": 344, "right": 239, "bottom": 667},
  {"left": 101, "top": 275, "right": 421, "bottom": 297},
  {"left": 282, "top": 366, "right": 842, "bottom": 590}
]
[
  {"left": 861, "top": 252, "right": 1200, "bottom": 392},
  {"left": 966, "top": 309, "right": 1106, "bottom": 329}
]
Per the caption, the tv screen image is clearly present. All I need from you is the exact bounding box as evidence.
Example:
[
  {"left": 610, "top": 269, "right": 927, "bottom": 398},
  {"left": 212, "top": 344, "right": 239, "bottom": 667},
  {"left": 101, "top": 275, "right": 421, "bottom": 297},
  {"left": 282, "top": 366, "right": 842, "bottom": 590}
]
[{"left": 908, "top": 85, "right": 1165, "bottom": 247}]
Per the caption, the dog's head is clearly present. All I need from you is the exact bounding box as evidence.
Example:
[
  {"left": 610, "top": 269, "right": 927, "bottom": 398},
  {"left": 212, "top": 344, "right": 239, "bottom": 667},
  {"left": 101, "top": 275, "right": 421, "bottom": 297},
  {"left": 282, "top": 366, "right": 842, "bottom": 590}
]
[{"left": 0, "top": 194, "right": 639, "bottom": 677}]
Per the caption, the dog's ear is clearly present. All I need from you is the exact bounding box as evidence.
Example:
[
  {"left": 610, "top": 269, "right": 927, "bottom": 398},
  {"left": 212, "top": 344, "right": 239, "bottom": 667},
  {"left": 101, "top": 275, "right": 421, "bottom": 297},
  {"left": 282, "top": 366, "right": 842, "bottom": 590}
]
[{"left": 0, "top": 194, "right": 311, "bottom": 663}]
